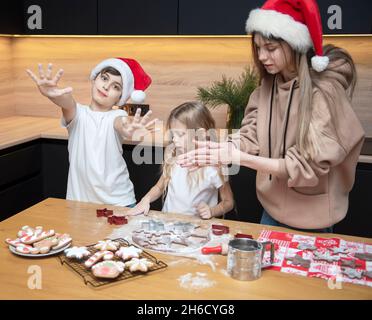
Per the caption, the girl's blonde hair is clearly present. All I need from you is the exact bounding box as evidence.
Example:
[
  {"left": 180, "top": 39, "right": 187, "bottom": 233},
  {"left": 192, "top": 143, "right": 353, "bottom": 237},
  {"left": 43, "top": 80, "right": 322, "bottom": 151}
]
[
  {"left": 251, "top": 33, "right": 357, "bottom": 159},
  {"left": 162, "top": 101, "right": 224, "bottom": 200}
]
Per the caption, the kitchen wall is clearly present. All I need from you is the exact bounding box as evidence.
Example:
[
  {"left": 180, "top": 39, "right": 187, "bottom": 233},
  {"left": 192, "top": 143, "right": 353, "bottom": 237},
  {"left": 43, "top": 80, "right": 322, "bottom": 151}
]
[{"left": 0, "top": 35, "right": 372, "bottom": 134}]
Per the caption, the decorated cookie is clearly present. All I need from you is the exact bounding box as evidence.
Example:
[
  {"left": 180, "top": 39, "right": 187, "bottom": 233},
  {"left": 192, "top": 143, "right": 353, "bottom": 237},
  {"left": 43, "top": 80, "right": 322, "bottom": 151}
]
[
  {"left": 15, "top": 244, "right": 40, "bottom": 255},
  {"left": 92, "top": 261, "right": 125, "bottom": 279},
  {"left": 33, "top": 237, "right": 59, "bottom": 254},
  {"left": 115, "top": 246, "right": 142, "bottom": 261},
  {"left": 5, "top": 238, "right": 22, "bottom": 247},
  {"left": 125, "top": 258, "right": 154, "bottom": 272},
  {"left": 65, "top": 246, "right": 91, "bottom": 260},
  {"left": 84, "top": 250, "right": 114, "bottom": 268},
  {"left": 52, "top": 234, "right": 72, "bottom": 250},
  {"left": 94, "top": 240, "right": 120, "bottom": 251},
  {"left": 17, "top": 226, "right": 43, "bottom": 238},
  {"left": 20, "top": 229, "right": 55, "bottom": 245}
]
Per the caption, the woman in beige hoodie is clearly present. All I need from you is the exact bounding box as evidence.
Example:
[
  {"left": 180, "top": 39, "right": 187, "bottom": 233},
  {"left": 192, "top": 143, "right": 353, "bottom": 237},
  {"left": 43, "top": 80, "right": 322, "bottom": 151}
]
[{"left": 177, "top": 0, "right": 365, "bottom": 233}]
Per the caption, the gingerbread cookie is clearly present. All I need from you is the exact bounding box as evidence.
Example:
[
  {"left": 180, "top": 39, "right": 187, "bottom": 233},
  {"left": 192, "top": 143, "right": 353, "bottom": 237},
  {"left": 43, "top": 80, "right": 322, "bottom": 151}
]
[
  {"left": 94, "top": 240, "right": 120, "bottom": 251},
  {"left": 125, "top": 258, "right": 154, "bottom": 272},
  {"left": 340, "top": 259, "right": 362, "bottom": 268},
  {"left": 92, "top": 261, "right": 125, "bottom": 279},
  {"left": 354, "top": 252, "right": 372, "bottom": 261},
  {"left": 341, "top": 267, "right": 363, "bottom": 279},
  {"left": 5, "top": 238, "right": 22, "bottom": 247},
  {"left": 286, "top": 254, "right": 311, "bottom": 268},
  {"left": 297, "top": 243, "right": 317, "bottom": 251},
  {"left": 330, "top": 247, "right": 350, "bottom": 254},
  {"left": 84, "top": 250, "right": 114, "bottom": 268},
  {"left": 52, "top": 233, "right": 72, "bottom": 250},
  {"left": 17, "top": 226, "right": 43, "bottom": 238},
  {"left": 313, "top": 250, "right": 340, "bottom": 262},
  {"left": 33, "top": 236, "right": 59, "bottom": 254},
  {"left": 65, "top": 246, "right": 91, "bottom": 260},
  {"left": 115, "top": 246, "right": 142, "bottom": 261},
  {"left": 15, "top": 244, "right": 40, "bottom": 255},
  {"left": 20, "top": 229, "right": 55, "bottom": 245}
]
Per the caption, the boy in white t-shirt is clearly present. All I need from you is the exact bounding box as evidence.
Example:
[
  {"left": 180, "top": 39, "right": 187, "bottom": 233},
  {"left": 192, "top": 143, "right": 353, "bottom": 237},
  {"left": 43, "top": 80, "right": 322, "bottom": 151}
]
[
  {"left": 27, "top": 58, "right": 158, "bottom": 207},
  {"left": 127, "top": 101, "right": 234, "bottom": 219}
]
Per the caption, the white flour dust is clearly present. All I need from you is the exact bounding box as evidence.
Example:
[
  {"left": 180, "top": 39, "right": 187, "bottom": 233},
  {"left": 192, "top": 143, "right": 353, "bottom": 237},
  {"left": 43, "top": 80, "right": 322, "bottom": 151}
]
[{"left": 178, "top": 272, "right": 216, "bottom": 292}]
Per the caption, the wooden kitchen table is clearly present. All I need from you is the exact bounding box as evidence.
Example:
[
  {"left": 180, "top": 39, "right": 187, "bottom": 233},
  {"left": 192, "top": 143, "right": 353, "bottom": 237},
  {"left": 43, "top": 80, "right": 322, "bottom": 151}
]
[{"left": 0, "top": 198, "right": 371, "bottom": 300}]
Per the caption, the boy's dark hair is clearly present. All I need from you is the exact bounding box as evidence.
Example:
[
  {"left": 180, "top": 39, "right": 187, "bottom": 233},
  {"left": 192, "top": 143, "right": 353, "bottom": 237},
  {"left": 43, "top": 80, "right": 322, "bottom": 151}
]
[{"left": 94, "top": 66, "right": 121, "bottom": 79}]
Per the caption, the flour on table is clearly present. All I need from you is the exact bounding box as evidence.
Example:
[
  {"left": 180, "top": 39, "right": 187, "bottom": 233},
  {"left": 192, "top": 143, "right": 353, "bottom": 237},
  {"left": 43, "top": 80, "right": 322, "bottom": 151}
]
[{"left": 178, "top": 272, "right": 216, "bottom": 292}]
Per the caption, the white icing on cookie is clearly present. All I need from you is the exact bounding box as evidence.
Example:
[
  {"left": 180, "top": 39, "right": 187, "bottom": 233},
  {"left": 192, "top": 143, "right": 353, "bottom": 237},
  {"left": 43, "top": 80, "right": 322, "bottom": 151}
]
[
  {"left": 115, "top": 246, "right": 143, "bottom": 260},
  {"left": 65, "top": 246, "right": 91, "bottom": 259},
  {"left": 125, "top": 258, "right": 154, "bottom": 272},
  {"left": 94, "top": 240, "right": 119, "bottom": 251}
]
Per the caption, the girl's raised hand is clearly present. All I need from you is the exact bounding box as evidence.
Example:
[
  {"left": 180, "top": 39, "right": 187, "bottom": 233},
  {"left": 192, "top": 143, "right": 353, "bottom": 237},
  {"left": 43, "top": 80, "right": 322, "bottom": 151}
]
[
  {"left": 120, "top": 108, "right": 159, "bottom": 140},
  {"left": 126, "top": 200, "right": 150, "bottom": 216},
  {"left": 26, "top": 63, "right": 73, "bottom": 98}
]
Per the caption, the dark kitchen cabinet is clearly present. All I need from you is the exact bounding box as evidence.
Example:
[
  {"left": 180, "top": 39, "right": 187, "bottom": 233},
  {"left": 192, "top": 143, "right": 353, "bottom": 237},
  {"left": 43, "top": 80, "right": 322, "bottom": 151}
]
[
  {"left": 98, "top": 0, "right": 178, "bottom": 35},
  {"left": 22, "top": 0, "right": 98, "bottom": 35}
]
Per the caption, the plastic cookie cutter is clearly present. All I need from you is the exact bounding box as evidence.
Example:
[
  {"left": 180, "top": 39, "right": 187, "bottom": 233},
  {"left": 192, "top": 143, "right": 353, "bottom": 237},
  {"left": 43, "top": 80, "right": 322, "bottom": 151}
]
[
  {"left": 234, "top": 233, "right": 253, "bottom": 239},
  {"left": 96, "top": 208, "right": 114, "bottom": 217},
  {"left": 211, "top": 224, "right": 229, "bottom": 236},
  {"left": 107, "top": 215, "right": 128, "bottom": 225}
]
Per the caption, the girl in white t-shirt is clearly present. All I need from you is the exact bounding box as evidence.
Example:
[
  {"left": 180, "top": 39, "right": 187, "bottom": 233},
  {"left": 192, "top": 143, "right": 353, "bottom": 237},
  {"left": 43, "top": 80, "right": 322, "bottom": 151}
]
[
  {"left": 127, "top": 102, "right": 234, "bottom": 218},
  {"left": 27, "top": 58, "right": 157, "bottom": 207}
]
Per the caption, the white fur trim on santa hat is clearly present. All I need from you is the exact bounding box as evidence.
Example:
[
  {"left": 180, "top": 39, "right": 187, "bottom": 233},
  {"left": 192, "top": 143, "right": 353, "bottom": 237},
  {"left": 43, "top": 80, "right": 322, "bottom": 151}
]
[
  {"left": 90, "top": 58, "right": 134, "bottom": 106},
  {"left": 311, "top": 55, "right": 329, "bottom": 72},
  {"left": 130, "top": 90, "right": 146, "bottom": 103},
  {"left": 246, "top": 9, "right": 312, "bottom": 53}
]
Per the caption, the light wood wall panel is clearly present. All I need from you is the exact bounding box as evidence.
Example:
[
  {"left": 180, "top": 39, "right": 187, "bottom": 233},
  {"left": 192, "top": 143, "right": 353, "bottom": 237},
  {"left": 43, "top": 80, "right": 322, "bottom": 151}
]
[
  {"left": 4, "top": 35, "right": 372, "bottom": 134},
  {"left": 0, "top": 37, "right": 15, "bottom": 117}
]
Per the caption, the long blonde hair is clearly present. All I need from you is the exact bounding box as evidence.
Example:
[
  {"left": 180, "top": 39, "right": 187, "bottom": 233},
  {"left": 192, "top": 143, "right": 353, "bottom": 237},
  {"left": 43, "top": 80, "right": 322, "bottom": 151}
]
[
  {"left": 251, "top": 33, "right": 357, "bottom": 159},
  {"left": 162, "top": 101, "right": 223, "bottom": 200}
]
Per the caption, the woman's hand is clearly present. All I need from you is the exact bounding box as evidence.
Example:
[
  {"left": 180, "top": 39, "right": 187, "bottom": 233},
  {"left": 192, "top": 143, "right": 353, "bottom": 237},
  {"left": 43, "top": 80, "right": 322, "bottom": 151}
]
[
  {"left": 126, "top": 199, "right": 151, "bottom": 216},
  {"left": 118, "top": 108, "right": 159, "bottom": 140},
  {"left": 195, "top": 202, "right": 213, "bottom": 219},
  {"left": 26, "top": 63, "right": 73, "bottom": 98},
  {"left": 177, "top": 140, "right": 240, "bottom": 168}
]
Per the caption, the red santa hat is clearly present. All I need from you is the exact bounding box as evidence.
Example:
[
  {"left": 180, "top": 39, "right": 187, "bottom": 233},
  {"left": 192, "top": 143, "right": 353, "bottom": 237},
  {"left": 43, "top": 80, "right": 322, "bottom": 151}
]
[
  {"left": 90, "top": 57, "right": 152, "bottom": 106},
  {"left": 246, "top": 0, "right": 329, "bottom": 72}
]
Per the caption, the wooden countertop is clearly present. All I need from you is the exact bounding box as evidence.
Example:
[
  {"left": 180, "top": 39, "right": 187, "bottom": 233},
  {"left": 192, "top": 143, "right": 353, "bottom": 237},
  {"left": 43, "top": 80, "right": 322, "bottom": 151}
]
[
  {"left": 0, "top": 116, "right": 371, "bottom": 163},
  {"left": 0, "top": 198, "right": 371, "bottom": 300}
]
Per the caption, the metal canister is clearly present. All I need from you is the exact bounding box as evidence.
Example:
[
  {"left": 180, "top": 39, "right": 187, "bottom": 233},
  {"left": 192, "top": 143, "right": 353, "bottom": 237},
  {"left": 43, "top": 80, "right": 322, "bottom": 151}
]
[{"left": 227, "top": 238, "right": 275, "bottom": 281}]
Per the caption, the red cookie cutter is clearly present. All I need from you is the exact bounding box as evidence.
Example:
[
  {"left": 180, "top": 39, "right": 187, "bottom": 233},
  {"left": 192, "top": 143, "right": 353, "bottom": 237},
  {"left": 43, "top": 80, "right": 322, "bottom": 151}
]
[
  {"left": 211, "top": 224, "right": 229, "bottom": 236},
  {"left": 107, "top": 215, "right": 128, "bottom": 225},
  {"left": 96, "top": 208, "right": 114, "bottom": 217},
  {"left": 234, "top": 233, "right": 253, "bottom": 239}
]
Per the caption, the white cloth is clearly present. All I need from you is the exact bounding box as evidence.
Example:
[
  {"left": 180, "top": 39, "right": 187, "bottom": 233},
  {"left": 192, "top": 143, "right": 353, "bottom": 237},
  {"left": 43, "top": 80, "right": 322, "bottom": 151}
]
[
  {"left": 62, "top": 103, "right": 136, "bottom": 206},
  {"left": 162, "top": 164, "right": 224, "bottom": 216}
]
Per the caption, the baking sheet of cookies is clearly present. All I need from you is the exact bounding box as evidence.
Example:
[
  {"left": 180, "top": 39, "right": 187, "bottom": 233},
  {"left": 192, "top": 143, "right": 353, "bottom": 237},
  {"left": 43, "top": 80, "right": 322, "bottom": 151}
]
[{"left": 58, "top": 238, "right": 167, "bottom": 288}]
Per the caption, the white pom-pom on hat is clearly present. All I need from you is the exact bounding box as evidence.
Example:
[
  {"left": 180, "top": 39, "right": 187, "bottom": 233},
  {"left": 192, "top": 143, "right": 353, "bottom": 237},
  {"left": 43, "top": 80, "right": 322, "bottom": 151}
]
[
  {"left": 131, "top": 90, "right": 146, "bottom": 104},
  {"left": 311, "top": 55, "right": 329, "bottom": 73}
]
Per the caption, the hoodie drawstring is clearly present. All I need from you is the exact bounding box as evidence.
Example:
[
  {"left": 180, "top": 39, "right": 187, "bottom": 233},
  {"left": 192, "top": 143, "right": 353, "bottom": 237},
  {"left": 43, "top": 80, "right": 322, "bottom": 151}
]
[{"left": 268, "top": 76, "right": 297, "bottom": 181}]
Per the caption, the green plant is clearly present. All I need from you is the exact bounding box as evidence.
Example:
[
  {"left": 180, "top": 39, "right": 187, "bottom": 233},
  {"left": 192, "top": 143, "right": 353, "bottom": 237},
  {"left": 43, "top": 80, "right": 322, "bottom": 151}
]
[{"left": 197, "top": 66, "right": 259, "bottom": 132}]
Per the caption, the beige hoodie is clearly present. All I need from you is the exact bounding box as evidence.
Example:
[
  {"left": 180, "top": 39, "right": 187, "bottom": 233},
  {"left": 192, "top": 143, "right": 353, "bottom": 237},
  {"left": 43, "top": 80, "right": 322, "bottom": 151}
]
[{"left": 229, "top": 59, "right": 365, "bottom": 229}]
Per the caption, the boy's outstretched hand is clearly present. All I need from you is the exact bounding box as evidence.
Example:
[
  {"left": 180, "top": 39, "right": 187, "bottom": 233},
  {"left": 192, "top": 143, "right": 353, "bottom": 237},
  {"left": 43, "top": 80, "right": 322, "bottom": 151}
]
[
  {"left": 26, "top": 63, "right": 73, "bottom": 98},
  {"left": 118, "top": 108, "right": 159, "bottom": 140}
]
